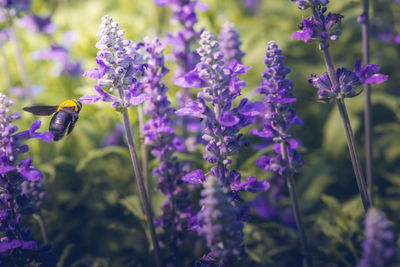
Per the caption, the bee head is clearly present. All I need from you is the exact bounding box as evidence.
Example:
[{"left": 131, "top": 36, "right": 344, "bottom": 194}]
[{"left": 74, "top": 99, "right": 83, "bottom": 113}]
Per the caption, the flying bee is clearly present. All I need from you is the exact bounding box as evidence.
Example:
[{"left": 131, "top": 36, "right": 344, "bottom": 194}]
[{"left": 23, "top": 99, "right": 82, "bottom": 141}]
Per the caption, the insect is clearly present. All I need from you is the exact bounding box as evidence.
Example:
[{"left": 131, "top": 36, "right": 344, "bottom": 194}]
[{"left": 23, "top": 99, "right": 82, "bottom": 141}]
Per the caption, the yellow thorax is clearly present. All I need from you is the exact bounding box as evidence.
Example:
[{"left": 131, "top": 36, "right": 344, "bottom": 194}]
[{"left": 57, "top": 99, "right": 79, "bottom": 112}]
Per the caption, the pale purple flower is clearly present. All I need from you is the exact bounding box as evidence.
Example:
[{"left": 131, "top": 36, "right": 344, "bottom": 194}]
[
  {"left": 219, "top": 22, "right": 245, "bottom": 65},
  {"left": 196, "top": 175, "right": 245, "bottom": 266},
  {"left": 17, "top": 14, "right": 55, "bottom": 34},
  {"left": 360, "top": 208, "right": 399, "bottom": 267},
  {"left": 81, "top": 15, "right": 147, "bottom": 109},
  {"left": 31, "top": 45, "right": 83, "bottom": 77}
]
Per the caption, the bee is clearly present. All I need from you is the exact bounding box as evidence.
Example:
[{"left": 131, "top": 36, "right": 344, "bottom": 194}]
[{"left": 23, "top": 99, "right": 82, "bottom": 141}]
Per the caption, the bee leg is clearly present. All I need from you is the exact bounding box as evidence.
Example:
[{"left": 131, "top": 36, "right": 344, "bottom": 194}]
[{"left": 67, "top": 114, "right": 79, "bottom": 135}]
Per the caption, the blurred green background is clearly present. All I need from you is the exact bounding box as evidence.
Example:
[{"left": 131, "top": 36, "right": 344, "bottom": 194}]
[{"left": 1, "top": 0, "right": 400, "bottom": 266}]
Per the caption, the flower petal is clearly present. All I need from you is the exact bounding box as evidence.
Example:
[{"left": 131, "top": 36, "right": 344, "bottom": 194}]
[{"left": 182, "top": 169, "right": 205, "bottom": 184}]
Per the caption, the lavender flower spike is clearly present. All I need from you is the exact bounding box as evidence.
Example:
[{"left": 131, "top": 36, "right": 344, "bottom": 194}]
[
  {"left": 360, "top": 208, "right": 399, "bottom": 267},
  {"left": 252, "top": 41, "right": 312, "bottom": 266},
  {"left": 197, "top": 175, "right": 244, "bottom": 266},
  {"left": 176, "top": 31, "right": 269, "bottom": 264},
  {"left": 219, "top": 22, "right": 245, "bottom": 65},
  {"left": 139, "top": 36, "right": 194, "bottom": 265},
  {"left": 0, "top": 93, "right": 55, "bottom": 265},
  {"left": 81, "top": 15, "right": 161, "bottom": 267},
  {"left": 81, "top": 15, "right": 148, "bottom": 109}
]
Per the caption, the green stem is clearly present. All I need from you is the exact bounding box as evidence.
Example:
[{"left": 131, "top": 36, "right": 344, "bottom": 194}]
[
  {"left": 117, "top": 90, "right": 161, "bottom": 267},
  {"left": 33, "top": 212, "right": 49, "bottom": 245},
  {"left": 0, "top": 48, "right": 12, "bottom": 92},
  {"left": 138, "top": 104, "right": 149, "bottom": 197},
  {"left": 361, "top": 0, "right": 374, "bottom": 204},
  {"left": 311, "top": 5, "right": 372, "bottom": 212},
  {"left": 281, "top": 142, "right": 313, "bottom": 267},
  {"left": 8, "top": 15, "right": 32, "bottom": 96}
]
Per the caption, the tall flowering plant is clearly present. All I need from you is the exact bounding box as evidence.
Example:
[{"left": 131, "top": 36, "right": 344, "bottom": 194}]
[
  {"left": 252, "top": 40, "right": 312, "bottom": 265},
  {"left": 176, "top": 31, "right": 269, "bottom": 264},
  {"left": 155, "top": 0, "right": 208, "bottom": 151},
  {"left": 81, "top": 15, "right": 161, "bottom": 267},
  {"left": 291, "top": 0, "right": 387, "bottom": 211},
  {"left": 139, "top": 36, "right": 194, "bottom": 265},
  {"left": 0, "top": 93, "right": 55, "bottom": 265},
  {"left": 218, "top": 22, "right": 245, "bottom": 65},
  {"left": 360, "top": 208, "right": 399, "bottom": 267}
]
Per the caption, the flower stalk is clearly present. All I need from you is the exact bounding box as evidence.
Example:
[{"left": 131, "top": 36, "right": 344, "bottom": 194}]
[
  {"left": 308, "top": 4, "right": 373, "bottom": 211},
  {"left": 281, "top": 141, "right": 313, "bottom": 267},
  {"left": 7, "top": 16, "right": 32, "bottom": 96},
  {"left": 361, "top": 0, "right": 374, "bottom": 203},
  {"left": 33, "top": 212, "right": 49, "bottom": 245},
  {"left": 118, "top": 99, "right": 161, "bottom": 267},
  {"left": 138, "top": 104, "right": 149, "bottom": 196}
]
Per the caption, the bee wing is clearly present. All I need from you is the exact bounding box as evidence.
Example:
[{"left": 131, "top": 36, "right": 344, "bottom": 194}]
[{"left": 23, "top": 106, "right": 59, "bottom": 116}]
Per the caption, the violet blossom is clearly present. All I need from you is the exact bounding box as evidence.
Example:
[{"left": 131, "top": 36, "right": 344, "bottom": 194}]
[
  {"left": 251, "top": 41, "right": 313, "bottom": 265},
  {"left": 196, "top": 175, "right": 244, "bottom": 266},
  {"left": 176, "top": 31, "right": 269, "bottom": 263},
  {"left": 155, "top": 0, "right": 207, "bottom": 81},
  {"left": 252, "top": 41, "right": 304, "bottom": 174},
  {"left": 31, "top": 45, "right": 83, "bottom": 77},
  {"left": 0, "top": 93, "right": 55, "bottom": 265},
  {"left": 218, "top": 22, "right": 245, "bottom": 65},
  {"left": 138, "top": 36, "right": 193, "bottom": 264},
  {"left": 251, "top": 41, "right": 304, "bottom": 221},
  {"left": 17, "top": 14, "right": 55, "bottom": 34},
  {"left": 155, "top": 0, "right": 208, "bottom": 151},
  {"left": 81, "top": 15, "right": 147, "bottom": 110},
  {"left": 360, "top": 208, "right": 399, "bottom": 267}
]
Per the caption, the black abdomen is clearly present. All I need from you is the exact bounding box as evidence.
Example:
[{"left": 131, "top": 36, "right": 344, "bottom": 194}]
[{"left": 49, "top": 111, "right": 72, "bottom": 141}]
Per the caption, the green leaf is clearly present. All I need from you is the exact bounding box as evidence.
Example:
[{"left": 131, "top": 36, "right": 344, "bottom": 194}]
[
  {"left": 76, "top": 146, "right": 129, "bottom": 172},
  {"left": 120, "top": 195, "right": 146, "bottom": 221}
]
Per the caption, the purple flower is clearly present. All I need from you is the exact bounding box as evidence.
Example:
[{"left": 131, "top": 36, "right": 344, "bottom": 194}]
[
  {"left": 155, "top": 0, "right": 207, "bottom": 81},
  {"left": 197, "top": 176, "right": 245, "bottom": 266},
  {"left": 176, "top": 31, "right": 268, "bottom": 263},
  {"left": 219, "top": 22, "right": 245, "bottom": 65},
  {"left": 81, "top": 15, "right": 146, "bottom": 109},
  {"left": 353, "top": 59, "right": 388, "bottom": 85},
  {"left": 0, "top": 0, "right": 30, "bottom": 17},
  {"left": 395, "top": 34, "right": 400, "bottom": 44},
  {"left": 17, "top": 14, "right": 55, "bottom": 34},
  {"left": 0, "top": 93, "right": 56, "bottom": 265},
  {"left": 251, "top": 41, "right": 305, "bottom": 227},
  {"left": 139, "top": 37, "right": 195, "bottom": 264},
  {"left": 102, "top": 124, "right": 125, "bottom": 147},
  {"left": 291, "top": 10, "right": 343, "bottom": 45},
  {"left": 31, "top": 45, "right": 83, "bottom": 77},
  {"left": 360, "top": 208, "right": 399, "bottom": 267},
  {"left": 309, "top": 59, "right": 388, "bottom": 104}
]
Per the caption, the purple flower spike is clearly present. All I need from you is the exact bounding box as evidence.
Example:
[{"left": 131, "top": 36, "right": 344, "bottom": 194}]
[
  {"left": 176, "top": 31, "right": 268, "bottom": 264},
  {"left": 17, "top": 15, "right": 55, "bottom": 34},
  {"left": 219, "top": 22, "right": 245, "bottom": 65},
  {"left": 82, "top": 15, "right": 146, "bottom": 110},
  {"left": 0, "top": 94, "right": 56, "bottom": 265},
  {"left": 139, "top": 37, "right": 195, "bottom": 265},
  {"left": 31, "top": 45, "right": 83, "bottom": 77},
  {"left": 197, "top": 176, "right": 245, "bottom": 266},
  {"left": 360, "top": 208, "right": 399, "bottom": 267}
]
